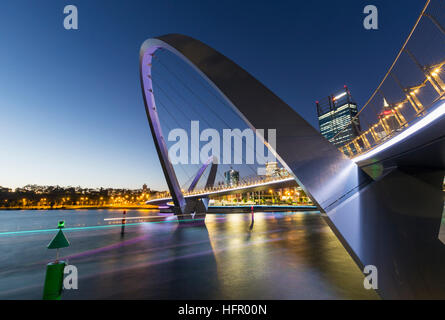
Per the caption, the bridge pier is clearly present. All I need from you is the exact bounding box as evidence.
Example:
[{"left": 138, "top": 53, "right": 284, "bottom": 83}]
[{"left": 177, "top": 198, "right": 208, "bottom": 225}]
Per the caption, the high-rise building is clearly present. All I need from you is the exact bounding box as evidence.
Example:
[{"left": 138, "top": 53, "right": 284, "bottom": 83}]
[
  {"left": 265, "top": 162, "right": 279, "bottom": 177},
  {"left": 265, "top": 162, "right": 288, "bottom": 178},
  {"left": 316, "top": 86, "right": 361, "bottom": 148},
  {"left": 224, "top": 168, "right": 239, "bottom": 187}
]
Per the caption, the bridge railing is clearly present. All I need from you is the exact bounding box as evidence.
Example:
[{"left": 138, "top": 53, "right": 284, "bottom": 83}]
[
  {"left": 148, "top": 171, "right": 293, "bottom": 201},
  {"left": 336, "top": 0, "right": 445, "bottom": 158}
]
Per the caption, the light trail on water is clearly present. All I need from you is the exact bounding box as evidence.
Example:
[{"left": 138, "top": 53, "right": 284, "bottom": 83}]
[
  {"left": 0, "top": 216, "right": 223, "bottom": 237},
  {"left": 0, "top": 212, "right": 315, "bottom": 240}
]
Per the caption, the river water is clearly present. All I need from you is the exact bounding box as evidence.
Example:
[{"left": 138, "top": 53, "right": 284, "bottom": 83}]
[{"left": 0, "top": 209, "right": 380, "bottom": 299}]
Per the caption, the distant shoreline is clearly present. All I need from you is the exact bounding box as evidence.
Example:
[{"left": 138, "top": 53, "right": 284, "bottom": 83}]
[{"left": 0, "top": 204, "right": 318, "bottom": 212}]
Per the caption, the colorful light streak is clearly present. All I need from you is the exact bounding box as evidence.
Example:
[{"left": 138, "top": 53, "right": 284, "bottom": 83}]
[
  {"left": 0, "top": 212, "right": 311, "bottom": 238},
  {"left": 0, "top": 217, "right": 211, "bottom": 237},
  {"left": 62, "top": 226, "right": 286, "bottom": 261},
  {"left": 68, "top": 236, "right": 286, "bottom": 281}
]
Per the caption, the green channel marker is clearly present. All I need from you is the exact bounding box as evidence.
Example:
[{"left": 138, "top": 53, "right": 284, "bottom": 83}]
[
  {"left": 43, "top": 221, "right": 70, "bottom": 300},
  {"left": 42, "top": 261, "right": 66, "bottom": 300}
]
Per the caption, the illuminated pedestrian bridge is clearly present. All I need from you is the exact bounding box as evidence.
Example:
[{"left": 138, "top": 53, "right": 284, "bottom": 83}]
[
  {"left": 140, "top": 0, "right": 445, "bottom": 299},
  {"left": 146, "top": 173, "right": 297, "bottom": 205}
]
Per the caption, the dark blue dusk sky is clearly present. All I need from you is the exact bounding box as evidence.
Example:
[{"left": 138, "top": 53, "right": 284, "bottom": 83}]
[{"left": 0, "top": 0, "right": 425, "bottom": 190}]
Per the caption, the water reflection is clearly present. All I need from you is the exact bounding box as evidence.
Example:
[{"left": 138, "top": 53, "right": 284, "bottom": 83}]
[
  {"left": 0, "top": 210, "right": 379, "bottom": 299},
  {"left": 205, "top": 212, "right": 379, "bottom": 299}
]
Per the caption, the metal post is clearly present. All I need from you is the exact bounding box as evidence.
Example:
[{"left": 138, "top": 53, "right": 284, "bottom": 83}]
[
  {"left": 409, "top": 91, "right": 425, "bottom": 114},
  {"left": 352, "top": 139, "right": 362, "bottom": 154},
  {"left": 379, "top": 119, "right": 391, "bottom": 135},
  {"left": 391, "top": 73, "right": 423, "bottom": 113},
  {"left": 370, "top": 127, "right": 379, "bottom": 142},
  {"left": 423, "top": 13, "right": 445, "bottom": 36},
  {"left": 345, "top": 144, "right": 353, "bottom": 156},
  {"left": 394, "top": 105, "right": 407, "bottom": 127},
  {"left": 361, "top": 133, "right": 371, "bottom": 149},
  {"left": 405, "top": 48, "right": 443, "bottom": 94}
]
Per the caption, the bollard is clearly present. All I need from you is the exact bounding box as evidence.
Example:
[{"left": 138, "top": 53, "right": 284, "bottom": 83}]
[
  {"left": 43, "top": 220, "right": 70, "bottom": 300},
  {"left": 249, "top": 206, "right": 255, "bottom": 230},
  {"left": 121, "top": 210, "right": 127, "bottom": 235}
]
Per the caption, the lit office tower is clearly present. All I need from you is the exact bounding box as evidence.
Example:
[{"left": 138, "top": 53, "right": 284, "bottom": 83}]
[
  {"left": 224, "top": 168, "right": 240, "bottom": 187},
  {"left": 316, "top": 86, "right": 361, "bottom": 148},
  {"left": 265, "top": 162, "right": 279, "bottom": 177}
]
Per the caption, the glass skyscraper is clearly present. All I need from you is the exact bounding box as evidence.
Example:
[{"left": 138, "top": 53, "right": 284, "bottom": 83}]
[
  {"left": 316, "top": 86, "right": 361, "bottom": 148},
  {"left": 224, "top": 168, "right": 240, "bottom": 187}
]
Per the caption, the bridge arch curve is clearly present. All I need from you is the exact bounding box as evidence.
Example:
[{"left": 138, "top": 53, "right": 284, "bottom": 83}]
[{"left": 139, "top": 34, "right": 368, "bottom": 214}]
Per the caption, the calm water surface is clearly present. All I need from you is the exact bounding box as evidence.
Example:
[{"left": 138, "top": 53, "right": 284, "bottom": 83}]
[{"left": 0, "top": 209, "right": 380, "bottom": 299}]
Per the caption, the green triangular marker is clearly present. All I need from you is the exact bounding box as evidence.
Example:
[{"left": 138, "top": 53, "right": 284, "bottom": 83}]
[
  {"left": 47, "top": 221, "right": 70, "bottom": 249},
  {"left": 47, "top": 229, "right": 70, "bottom": 249}
]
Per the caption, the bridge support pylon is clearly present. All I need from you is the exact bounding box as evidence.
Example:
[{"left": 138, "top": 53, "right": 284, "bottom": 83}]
[{"left": 179, "top": 198, "right": 208, "bottom": 225}]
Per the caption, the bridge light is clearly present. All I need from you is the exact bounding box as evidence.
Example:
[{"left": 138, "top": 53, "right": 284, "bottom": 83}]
[{"left": 353, "top": 101, "right": 445, "bottom": 162}]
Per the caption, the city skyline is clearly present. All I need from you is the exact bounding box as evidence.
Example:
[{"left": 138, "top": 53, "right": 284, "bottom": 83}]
[{"left": 0, "top": 1, "right": 424, "bottom": 190}]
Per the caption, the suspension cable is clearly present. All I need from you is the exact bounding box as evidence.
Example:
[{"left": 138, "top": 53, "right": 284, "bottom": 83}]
[
  {"left": 332, "top": 0, "right": 432, "bottom": 141},
  {"left": 155, "top": 53, "right": 260, "bottom": 177},
  {"left": 153, "top": 73, "right": 237, "bottom": 188}
]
